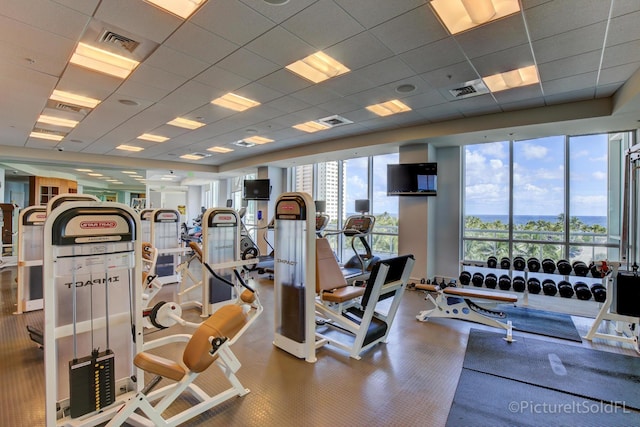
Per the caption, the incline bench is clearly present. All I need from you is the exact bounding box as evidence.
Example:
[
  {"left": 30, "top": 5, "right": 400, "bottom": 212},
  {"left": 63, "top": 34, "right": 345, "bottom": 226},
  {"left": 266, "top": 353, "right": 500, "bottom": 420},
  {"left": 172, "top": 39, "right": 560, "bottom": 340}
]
[{"left": 415, "top": 283, "right": 518, "bottom": 342}]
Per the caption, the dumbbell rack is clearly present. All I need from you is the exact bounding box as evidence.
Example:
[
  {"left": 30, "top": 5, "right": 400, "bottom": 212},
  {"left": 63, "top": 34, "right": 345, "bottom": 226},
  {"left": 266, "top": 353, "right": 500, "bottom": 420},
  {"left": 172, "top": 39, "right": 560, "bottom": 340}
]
[{"left": 459, "top": 259, "right": 607, "bottom": 313}]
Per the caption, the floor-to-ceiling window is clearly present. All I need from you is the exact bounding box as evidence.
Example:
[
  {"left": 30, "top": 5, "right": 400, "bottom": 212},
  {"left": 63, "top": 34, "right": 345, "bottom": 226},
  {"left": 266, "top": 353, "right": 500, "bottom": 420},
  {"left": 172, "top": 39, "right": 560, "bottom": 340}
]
[
  {"left": 462, "top": 131, "right": 630, "bottom": 264},
  {"left": 372, "top": 153, "right": 399, "bottom": 258}
]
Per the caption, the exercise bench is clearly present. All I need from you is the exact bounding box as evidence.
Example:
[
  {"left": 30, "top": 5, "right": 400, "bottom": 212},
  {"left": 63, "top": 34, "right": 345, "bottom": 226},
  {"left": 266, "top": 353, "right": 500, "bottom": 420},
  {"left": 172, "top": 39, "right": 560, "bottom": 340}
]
[{"left": 415, "top": 283, "right": 517, "bottom": 342}]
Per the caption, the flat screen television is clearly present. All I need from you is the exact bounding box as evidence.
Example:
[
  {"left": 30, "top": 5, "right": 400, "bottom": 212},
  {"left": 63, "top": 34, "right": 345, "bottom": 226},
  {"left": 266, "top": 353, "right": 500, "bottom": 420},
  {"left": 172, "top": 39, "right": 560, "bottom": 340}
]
[
  {"left": 387, "top": 163, "right": 437, "bottom": 196},
  {"left": 243, "top": 179, "right": 271, "bottom": 200}
]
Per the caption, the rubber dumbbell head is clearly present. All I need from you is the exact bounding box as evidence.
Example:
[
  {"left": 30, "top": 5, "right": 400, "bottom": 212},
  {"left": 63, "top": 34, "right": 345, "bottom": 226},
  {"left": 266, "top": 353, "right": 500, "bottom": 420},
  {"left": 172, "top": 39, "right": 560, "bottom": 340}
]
[
  {"left": 590, "top": 284, "right": 607, "bottom": 303},
  {"left": 557, "top": 280, "right": 574, "bottom": 298},
  {"left": 500, "top": 257, "right": 511, "bottom": 270},
  {"left": 573, "top": 281, "right": 592, "bottom": 300},
  {"left": 527, "top": 257, "right": 541, "bottom": 272},
  {"left": 512, "top": 275, "right": 526, "bottom": 292},
  {"left": 471, "top": 272, "right": 485, "bottom": 287},
  {"left": 487, "top": 256, "right": 498, "bottom": 269},
  {"left": 498, "top": 274, "right": 511, "bottom": 291},
  {"left": 589, "top": 262, "right": 602, "bottom": 278},
  {"left": 542, "top": 258, "right": 556, "bottom": 274},
  {"left": 557, "top": 260, "right": 572, "bottom": 275},
  {"left": 527, "top": 277, "right": 541, "bottom": 294},
  {"left": 484, "top": 273, "right": 497, "bottom": 289},
  {"left": 542, "top": 278, "right": 557, "bottom": 296},
  {"left": 459, "top": 271, "right": 472, "bottom": 286},
  {"left": 513, "top": 256, "right": 526, "bottom": 271},
  {"left": 572, "top": 261, "right": 589, "bottom": 277}
]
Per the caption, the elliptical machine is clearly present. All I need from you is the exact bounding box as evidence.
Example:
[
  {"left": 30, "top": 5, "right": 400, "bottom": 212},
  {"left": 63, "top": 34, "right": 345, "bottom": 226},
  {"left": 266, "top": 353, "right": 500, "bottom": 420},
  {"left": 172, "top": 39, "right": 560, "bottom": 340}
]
[{"left": 341, "top": 199, "right": 380, "bottom": 283}]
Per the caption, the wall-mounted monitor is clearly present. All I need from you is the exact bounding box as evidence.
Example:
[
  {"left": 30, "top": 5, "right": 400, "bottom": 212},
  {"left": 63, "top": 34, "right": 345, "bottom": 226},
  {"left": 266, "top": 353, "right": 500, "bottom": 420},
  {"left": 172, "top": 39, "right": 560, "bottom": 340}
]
[
  {"left": 387, "top": 163, "right": 437, "bottom": 196},
  {"left": 243, "top": 179, "right": 271, "bottom": 200}
]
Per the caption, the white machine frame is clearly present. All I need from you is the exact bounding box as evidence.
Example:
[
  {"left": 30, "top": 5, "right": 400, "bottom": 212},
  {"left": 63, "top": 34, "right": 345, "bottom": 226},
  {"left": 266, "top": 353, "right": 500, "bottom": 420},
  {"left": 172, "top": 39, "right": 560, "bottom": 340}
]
[{"left": 15, "top": 206, "right": 47, "bottom": 313}]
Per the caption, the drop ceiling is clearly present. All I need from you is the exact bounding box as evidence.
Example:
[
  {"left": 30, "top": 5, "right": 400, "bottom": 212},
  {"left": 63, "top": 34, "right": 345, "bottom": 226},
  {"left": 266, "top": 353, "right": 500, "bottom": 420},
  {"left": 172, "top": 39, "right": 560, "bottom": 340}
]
[{"left": 1, "top": 0, "right": 640, "bottom": 190}]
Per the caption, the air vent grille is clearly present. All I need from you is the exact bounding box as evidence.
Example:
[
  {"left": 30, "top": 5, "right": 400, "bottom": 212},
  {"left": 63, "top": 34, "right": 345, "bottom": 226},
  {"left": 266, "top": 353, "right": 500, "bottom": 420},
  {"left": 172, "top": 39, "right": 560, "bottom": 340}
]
[
  {"left": 233, "top": 140, "right": 255, "bottom": 148},
  {"left": 448, "top": 79, "right": 489, "bottom": 99},
  {"left": 100, "top": 30, "right": 140, "bottom": 53},
  {"left": 317, "top": 115, "right": 353, "bottom": 127},
  {"left": 33, "top": 128, "right": 65, "bottom": 136},
  {"left": 54, "top": 102, "right": 83, "bottom": 113},
  {"left": 191, "top": 152, "right": 211, "bottom": 158}
]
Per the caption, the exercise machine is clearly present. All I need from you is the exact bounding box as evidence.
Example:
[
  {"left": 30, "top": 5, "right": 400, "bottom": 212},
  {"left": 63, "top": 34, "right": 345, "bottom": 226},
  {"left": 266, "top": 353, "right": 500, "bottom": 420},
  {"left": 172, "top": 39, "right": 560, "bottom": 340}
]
[
  {"left": 15, "top": 206, "right": 47, "bottom": 313},
  {"left": 315, "top": 200, "right": 330, "bottom": 238},
  {"left": 415, "top": 281, "right": 518, "bottom": 342},
  {"left": 340, "top": 199, "right": 380, "bottom": 283},
  {"left": 43, "top": 201, "right": 143, "bottom": 426},
  {"left": 273, "top": 192, "right": 318, "bottom": 362},
  {"left": 237, "top": 206, "right": 275, "bottom": 274},
  {"left": 139, "top": 209, "right": 154, "bottom": 243},
  {"left": 315, "top": 238, "right": 415, "bottom": 359},
  {"left": 149, "top": 209, "right": 181, "bottom": 284}
]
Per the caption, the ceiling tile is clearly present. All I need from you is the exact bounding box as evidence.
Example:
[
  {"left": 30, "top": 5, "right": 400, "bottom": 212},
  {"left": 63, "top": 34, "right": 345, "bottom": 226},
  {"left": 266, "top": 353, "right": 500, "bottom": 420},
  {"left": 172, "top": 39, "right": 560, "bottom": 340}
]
[
  {"left": 144, "top": 46, "right": 210, "bottom": 79},
  {"left": 538, "top": 50, "right": 601, "bottom": 82},
  {"left": 369, "top": 4, "right": 448, "bottom": 54},
  {"left": 322, "top": 72, "right": 376, "bottom": 96},
  {"left": 542, "top": 72, "right": 598, "bottom": 96},
  {"left": 216, "top": 48, "right": 281, "bottom": 81},
  {"left": 455, "top": 14, "right": 528, "bottom": 59},
  {"left": 544, "top": 87, "right": 596, "bottom": 105},
  {"left": 602, "top": 40, "right": 640, "bottom": 69},
  {"left": 265, "top": 96, "right": 312, "bottom": 114},
  {"left": 403, "top": 89, "right": 448, "bottom": 110},
  {"left": 532, "top": 22, "right": 607, "bottom": 64},
  {"left": 160, "top": 80, "right": 225, "bottom": 112},
  {"left": 191, "top": 0, "right": 275, "bottom": 46},
  {"left": 164, "top": 22, "right": 239, "bottom": 64},
  {"left": 255, "top": 69, "right": 313, "bottom": 94},
  {"left": 324, "top": 31, "right": 395, "bottom": 71},
  {"left": 334, "top": 0, "right": 426, "bottom": 28},
  {"left": 421, "top": 61, "right": 480, "bottom": 89},
  {"left": 470, "top": 44, "right": 535, "bottom": 77},
  {"left": 194, "top": 65, "right": 251, "bottom": 91},
  {"left": 598, "top": 62, "right": 640, "bottom": 86},
  {"left": 3, "top": 0, "right": 90, "bottom": 40},
  {"left": 239, "top": 0, "right": 318, "bottom": 24},
  {"left": 525, "top": 0, "right": 612, "bottom": 41},
  {"left": 290, "top": 85, "right": 343, "bottom": 105},
  {"left": 493, "top": 84, "right": 544, "bottom": 104},
  {"left": 245, "top": 26, "right": 315, "bottom": 67},
  {"left": 355, "top": 57, "right": 416, "bottom": 87},
  {"left": 399, "top": 38, "right": 466, "bottom": 75},
  {"left": 500, "top": 96, "right": 546, "bottom": 112}
]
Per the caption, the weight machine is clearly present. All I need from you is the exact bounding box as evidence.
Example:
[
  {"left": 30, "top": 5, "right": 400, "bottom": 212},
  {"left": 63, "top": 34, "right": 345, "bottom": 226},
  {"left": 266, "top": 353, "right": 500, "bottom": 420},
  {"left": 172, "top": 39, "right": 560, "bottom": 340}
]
[
  {"left": 15, "top": 206, "right": 47, "bottom": 313},
  {"left": 42, "top": 201, "right": 143, "bottom": 426},
  {"left": 149, "top": 209, "right": 181, "bottom": 285},
  {"left": 584, "top": 142, "right": 640, "bottom": 353}
]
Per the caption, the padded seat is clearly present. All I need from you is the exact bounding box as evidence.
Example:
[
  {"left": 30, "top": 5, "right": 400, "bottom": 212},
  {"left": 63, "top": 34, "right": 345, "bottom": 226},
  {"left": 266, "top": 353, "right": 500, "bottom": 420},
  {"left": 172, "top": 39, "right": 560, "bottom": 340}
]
[{"left": 415, "top": 283, "right": 517, "bottom": 303}]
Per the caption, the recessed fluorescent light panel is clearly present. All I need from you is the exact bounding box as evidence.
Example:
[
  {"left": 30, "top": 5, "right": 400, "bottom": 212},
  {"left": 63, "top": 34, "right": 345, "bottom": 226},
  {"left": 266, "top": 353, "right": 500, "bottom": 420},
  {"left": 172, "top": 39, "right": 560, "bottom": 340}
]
[
  {"left": 430, "top": 0, "right": 521, "bottom": 35},
  {"left": 30, "top": 131, "right": 64, "bottom": 141},
  {"left": 117, "top": 144, "right": 144, "bottom": 152},
  {"left": 286, "top": 51, "right": 350, "bottom": 83},
  {"left": 211, "top": 93, "right": 260, "bottom": 112},
  {"left": 482, "top": 65, "right": 540, "bottom": 92},
  {"left": 37, "top": 115, "right": 79, "bottom": 128},
  {"left": 207, "top": 146, "right": 234, "bottom": 153},
  {"left": 244, "top": 136, "right": 274, "bottom": 145},
  {"left": 50, "top": 90, "right": 101, "bottom": 109},
  {"left": 76, "top": 168, "right": 93, "bottom": 172},
  {"left": 121, "top": 171, "right": 137, "bottom": 174},
  {"left": 144, "top": 0, "right": 207, "bottom": 19},
  {"left": 366, "top": 100, "right": 412, "bottom": 117},
  {"left": 70, "top": 42, "right": 140, "bottom": 78},
  {"left": 180, "top": 153, "right": 205, "bottom": 160},
  {"left": 138, "top": 133, "right": 169, "bottom": 142},
  {"left": 87, "top": 173, "right": 103, "bottom": 177},
  {"left": 167, "top": 117, "right": 205, "bottom": 129},
  {"left": 292, "top": 121, "right": 331, "bottom": 133}
]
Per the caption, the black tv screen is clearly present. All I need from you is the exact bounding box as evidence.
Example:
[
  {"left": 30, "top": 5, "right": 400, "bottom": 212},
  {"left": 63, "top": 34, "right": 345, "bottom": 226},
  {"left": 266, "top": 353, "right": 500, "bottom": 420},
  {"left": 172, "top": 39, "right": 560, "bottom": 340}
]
[
  {"left": 387, "top": 163, "right": 437, "bottom": 196},
  {"left": 243, "top": 179, "right": 271, "bottom": 200}
]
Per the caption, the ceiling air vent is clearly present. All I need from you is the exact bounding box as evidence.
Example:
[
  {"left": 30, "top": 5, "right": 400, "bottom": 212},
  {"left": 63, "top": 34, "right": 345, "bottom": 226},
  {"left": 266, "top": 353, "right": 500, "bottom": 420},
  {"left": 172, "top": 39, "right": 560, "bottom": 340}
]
[
  {"left": 100, "top": 30, "right": 140, "bottom": 53},
  {"left": 447, "top": 79, "right": 489, "bottom": 99},
  {"left": 191, "top": 152, "right": 211, "bottom": 158},
  {"left": 233, "top": 140, "right": 255, "bottom": 148},
  {"left": 54, "top": 102, "right": 83, "bottom": 113},
  {"left": 317, "top": 115, "right": 353, "bottom": 128},
  {"left": 33, "top": 128, "right": 66, "bottom": 136}
]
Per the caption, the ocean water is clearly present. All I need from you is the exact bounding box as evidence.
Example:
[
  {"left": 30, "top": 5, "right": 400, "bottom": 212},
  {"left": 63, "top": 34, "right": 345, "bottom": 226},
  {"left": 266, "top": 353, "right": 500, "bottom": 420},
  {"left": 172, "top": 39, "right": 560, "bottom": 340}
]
[{"left": 470, "top": 215, "right": 606, "bottom": 227}]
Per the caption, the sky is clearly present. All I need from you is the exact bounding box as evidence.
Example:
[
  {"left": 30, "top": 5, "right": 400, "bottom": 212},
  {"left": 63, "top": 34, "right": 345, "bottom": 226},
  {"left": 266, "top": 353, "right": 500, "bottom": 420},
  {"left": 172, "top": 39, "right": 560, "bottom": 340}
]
[
  {"left": 464, "top": 134, "right": 610, "bottom": 217},
  {"left": 343, "top": 153, "right": 399, "bottom": 215}
]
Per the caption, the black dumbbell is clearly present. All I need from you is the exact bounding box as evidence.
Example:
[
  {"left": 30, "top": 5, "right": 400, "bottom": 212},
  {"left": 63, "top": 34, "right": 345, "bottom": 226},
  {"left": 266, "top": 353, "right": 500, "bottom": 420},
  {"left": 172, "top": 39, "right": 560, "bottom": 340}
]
[
  {"left": 558, "top": 280, "right": 574, "bottom": 298},
  {"left": 498, "top": 274, "right": 511, "bottom": 290},
  {"left": 557, "top": 260, "right": 572, "bottom": 275},
  {"left": 542, "top": 258, "right": 556, "bottom": 274},
  {"left": 487, "top": 256, "right": 498, "bottom": 269},
  {"left": 472, "top": 272, "right": 484, "bottom": 287},
  {"left": 513, "top": 256, "right": 526, "bottom": 271},
  {"left": 527, "top": 277, "right": 541, "bottom": 294},
  {"left": 572, "top": 261, "right": 589, "bottom": 277},
  {"left": 485, "top": 273, "right": 497, "bottom": 289},
  {"left": 459, "top": 271, "right": 471, "bottom": 286},
  {"left": 512, "top": 276, "right": 526, "bottom": 292},
  {"left": 589, "top": 262, "right": 604, "bottom": 278},
  {"left": 500, "top": 257, "right": 511, "bottom": 270},
  {"left": 527, "top": 257, "right": 541, "bottom": 272},
  {"left": 574, "top": 281, "right": 592, "bottom": 300},
  {"left": 542, "top": 278, "right": 557, "bottom": 296},
  {"left": 590, "top": 283, "right": 607, "bottom": 302}
]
